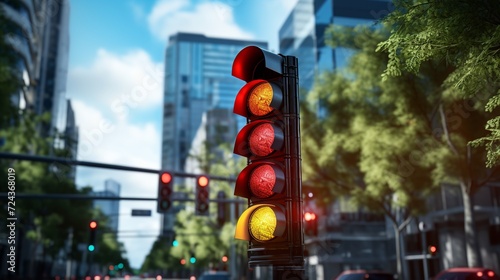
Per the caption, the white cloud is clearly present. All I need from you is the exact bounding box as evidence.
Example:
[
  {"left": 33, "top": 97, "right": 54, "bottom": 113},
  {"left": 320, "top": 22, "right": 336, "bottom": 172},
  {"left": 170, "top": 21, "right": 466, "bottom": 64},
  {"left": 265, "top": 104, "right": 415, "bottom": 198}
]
[
  {"left": 147, "top": 0, "right": 254, "bottom": 42},
  {"left": 67, "top": 49, "right": 164, "bottom": 122},
  {"left": 67, "top": 48, "right": 164, "bottom": 268}
]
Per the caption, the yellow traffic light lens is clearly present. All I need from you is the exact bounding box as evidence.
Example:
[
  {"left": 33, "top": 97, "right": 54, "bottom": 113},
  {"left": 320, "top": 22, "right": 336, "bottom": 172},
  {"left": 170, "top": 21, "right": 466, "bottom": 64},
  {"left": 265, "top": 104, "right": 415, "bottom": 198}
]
[
  {"left": 249, "top": 123, "right": 275, "bottom": 156},
  {"left": 248, "top": 82, "right": 274, "bottom": 116},
  {"left": 249, "top": 164, "right": 276, "bottom": 198},
  {"left": 249, "top": 206, "right": 277, "bottom": 241}
]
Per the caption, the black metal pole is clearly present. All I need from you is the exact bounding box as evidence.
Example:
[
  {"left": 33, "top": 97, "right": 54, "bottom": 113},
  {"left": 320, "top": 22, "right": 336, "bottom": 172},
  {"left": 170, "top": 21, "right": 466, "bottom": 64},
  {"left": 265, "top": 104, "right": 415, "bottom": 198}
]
[{"left": 0, "top": 152, "right": 236, "bottom": 182}]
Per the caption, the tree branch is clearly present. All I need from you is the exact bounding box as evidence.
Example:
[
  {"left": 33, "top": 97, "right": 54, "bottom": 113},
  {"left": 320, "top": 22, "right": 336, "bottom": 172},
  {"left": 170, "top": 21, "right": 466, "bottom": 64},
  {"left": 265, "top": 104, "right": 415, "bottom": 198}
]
[{"left": 438, "top": 104, "right": 460, "bottom": 156}]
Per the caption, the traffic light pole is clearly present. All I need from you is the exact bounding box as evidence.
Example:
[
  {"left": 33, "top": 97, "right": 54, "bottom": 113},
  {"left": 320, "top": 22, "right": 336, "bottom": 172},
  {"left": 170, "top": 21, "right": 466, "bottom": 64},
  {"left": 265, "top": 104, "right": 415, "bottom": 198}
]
[{"left": 274, "top": 55, "right": 305, "bottom": 279}]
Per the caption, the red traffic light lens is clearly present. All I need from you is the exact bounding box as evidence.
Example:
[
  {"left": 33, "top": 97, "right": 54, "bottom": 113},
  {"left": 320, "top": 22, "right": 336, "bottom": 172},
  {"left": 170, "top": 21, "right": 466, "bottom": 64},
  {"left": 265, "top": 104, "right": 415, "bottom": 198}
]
[
  {"left": 429, "top": 245, "right": 437, "bottom": 253},
  {"left": 198, "top": 176, "right": 209, "bottom": 187},
  {"left": 249, "top": 164, "right": 276, "bottom": 198},
  {"left": 304, "top": 212, "right": 316, "bottom": 221},
  {"left": 89, "top": 221, "right": 97, "bottom": 229},
  {"left": 161, "top": 172, "right": 172, "bottom": 184},
  {"left": 249, "top": 123, "right": 277, "bottom": 156}
]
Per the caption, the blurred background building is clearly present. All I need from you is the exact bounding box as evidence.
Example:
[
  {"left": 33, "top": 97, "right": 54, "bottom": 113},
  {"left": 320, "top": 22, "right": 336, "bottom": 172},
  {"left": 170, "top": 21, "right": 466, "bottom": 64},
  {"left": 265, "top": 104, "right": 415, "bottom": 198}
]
[
  {"left": 93, "top": 179, "right": 121, "bottom": 233},
  {"left": 0, "top": 0, "right": 76, "bottom": 278}
]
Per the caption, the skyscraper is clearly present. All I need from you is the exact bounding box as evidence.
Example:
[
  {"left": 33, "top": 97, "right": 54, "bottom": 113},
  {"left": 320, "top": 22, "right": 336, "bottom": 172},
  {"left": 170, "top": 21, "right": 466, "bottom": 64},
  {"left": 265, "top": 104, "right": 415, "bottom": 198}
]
[
  {"left": 161, "top": 33, "right": 267, "bottom": 173},
  {"left": 279, "top": 0, "right": 391, "bottom": 92},
  {"left": 36, "top": 0, "right": 70, "bottom": 137},
  {"left": 93, "top": 179, "right": 121, "bottom": 233}
]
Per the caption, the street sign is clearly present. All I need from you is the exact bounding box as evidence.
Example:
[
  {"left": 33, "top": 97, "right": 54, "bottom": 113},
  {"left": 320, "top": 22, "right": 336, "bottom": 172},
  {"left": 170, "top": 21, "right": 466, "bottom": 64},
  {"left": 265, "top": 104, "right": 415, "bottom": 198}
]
[{"left": 131, "top": 209, "right": 152, "bottom": 216}]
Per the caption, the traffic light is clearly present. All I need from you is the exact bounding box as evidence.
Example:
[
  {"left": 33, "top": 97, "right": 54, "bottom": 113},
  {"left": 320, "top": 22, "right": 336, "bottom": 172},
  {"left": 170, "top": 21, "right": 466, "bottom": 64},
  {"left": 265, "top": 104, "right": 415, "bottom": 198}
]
[
  {"left": 88, "top": 220, "right": 98, "bottom": 252},
  {"left": 196, "top": 175, "right": 209, "bottom": 215},
  {"left": 157, "top": 171, "right": 173, "bottom": 213},
  {"left": 304, "top": 211, "right": 318, "bottom": 237},
  {"left": 428, "top": 245, "right": 438, "bottom": 256},
  {"left": 232, "top": 46, "right": 304, "bottom": 268}
]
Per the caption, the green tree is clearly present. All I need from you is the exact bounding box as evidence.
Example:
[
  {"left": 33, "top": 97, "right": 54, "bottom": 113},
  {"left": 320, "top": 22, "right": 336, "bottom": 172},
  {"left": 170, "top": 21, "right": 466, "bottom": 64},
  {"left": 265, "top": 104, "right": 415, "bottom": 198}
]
[
  {"left": 0, "top": 0, "right": 26, "bottom": 127},
  {"left": 378, "top": 0, "right": 500, "bottom": 167},
  {"left": 378, "top": 0, "right": 500, "bottom": 268},
  {"left": 302, "top": 23, "right": 496, "bottom": 276},
  {"left": 0, "top": 112, "right": 99, "bottom": 277}
]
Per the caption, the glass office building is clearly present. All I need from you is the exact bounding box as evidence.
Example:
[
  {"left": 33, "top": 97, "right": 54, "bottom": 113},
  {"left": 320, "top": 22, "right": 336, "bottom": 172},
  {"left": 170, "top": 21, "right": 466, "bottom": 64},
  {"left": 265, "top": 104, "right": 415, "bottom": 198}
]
[
  {"left": 279, "top": 0, "right": 391, "bottom": 92},
  {"left": 161, "top": 33, "right": 267, "bottom": 173}
]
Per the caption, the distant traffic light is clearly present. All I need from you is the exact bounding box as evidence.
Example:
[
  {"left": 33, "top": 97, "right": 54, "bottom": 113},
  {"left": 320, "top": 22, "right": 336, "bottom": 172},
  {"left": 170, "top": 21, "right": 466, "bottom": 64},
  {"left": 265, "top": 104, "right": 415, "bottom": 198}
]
[
  {"left": 195, "top": 175, "right": 209, "bottom": 215},
  {"left": 157, "top": 171, "right": 173, "bottom": 213},
  {"left": 88, "top": 220, "right": 98, "bottom": 252},
  {"left": 232, "top": 46, "right": 304, "bottom": 268},
  {"left": 304, "top": 211, "right": 318, "bottom": 236},
  {"left": 428, "top": 245, "right": 438, "bottom": 256}
]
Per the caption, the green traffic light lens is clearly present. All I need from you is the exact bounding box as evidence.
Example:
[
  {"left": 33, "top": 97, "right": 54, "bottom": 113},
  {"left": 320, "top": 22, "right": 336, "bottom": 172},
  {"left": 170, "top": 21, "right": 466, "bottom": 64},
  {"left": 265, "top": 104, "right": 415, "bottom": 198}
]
[{"left": 88, "top": 245, "right": 95, "bottom": 251}]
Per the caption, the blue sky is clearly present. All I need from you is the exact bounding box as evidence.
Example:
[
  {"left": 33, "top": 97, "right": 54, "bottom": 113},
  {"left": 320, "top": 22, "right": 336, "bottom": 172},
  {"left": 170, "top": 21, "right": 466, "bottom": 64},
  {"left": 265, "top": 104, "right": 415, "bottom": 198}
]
[{"left": 67, "top": 0, "right": 297, "bottom": 269}]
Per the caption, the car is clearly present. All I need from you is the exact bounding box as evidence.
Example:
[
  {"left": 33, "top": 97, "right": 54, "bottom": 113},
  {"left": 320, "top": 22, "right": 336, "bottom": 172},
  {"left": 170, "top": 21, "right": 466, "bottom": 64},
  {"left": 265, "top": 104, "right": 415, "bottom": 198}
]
[
  {"left": 434, "top": 267, "right": 500, "bottom": 280},
  {"left": 333, "top": 270, "right": 396, "bottom": 280}
]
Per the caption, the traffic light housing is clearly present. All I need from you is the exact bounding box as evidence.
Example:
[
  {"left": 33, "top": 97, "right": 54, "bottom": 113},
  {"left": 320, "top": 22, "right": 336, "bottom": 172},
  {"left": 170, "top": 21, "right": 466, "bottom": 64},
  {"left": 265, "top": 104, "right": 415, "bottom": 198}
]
[
  {"left": 88, "top": 220, "right": 98, "bottom": 252},
  {"left": 232, "top": 46, "right": 304, "bottom": 268},
  {"left": 157, "top": 171, "right": 173, "bottom": 213},
  {"left": 304, "top": 211, "right": 318, "bottom": 237},
  {"left": 196, "top": 175, "right": 210, "bottom": 215}
]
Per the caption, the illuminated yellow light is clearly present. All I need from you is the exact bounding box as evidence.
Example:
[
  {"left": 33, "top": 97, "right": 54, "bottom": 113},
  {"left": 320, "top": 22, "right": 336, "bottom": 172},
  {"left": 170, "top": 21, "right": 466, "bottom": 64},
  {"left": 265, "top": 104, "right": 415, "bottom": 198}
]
[
  {"left": 248, "top": 82, "right": 273, "bottom": 116},
  {"left": 249, "top": 206, "right": 277, "bottom": 241}
]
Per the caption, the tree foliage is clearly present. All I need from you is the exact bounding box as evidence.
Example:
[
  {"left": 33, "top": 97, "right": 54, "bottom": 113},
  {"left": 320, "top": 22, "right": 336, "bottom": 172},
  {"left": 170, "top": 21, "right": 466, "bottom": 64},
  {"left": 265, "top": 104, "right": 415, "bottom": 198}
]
[
  {"left": 302, "top": 21, "right": 497, "bottom": 275},
  {"left": 378, "top": 0, "right": 500, "bottom": 167}
]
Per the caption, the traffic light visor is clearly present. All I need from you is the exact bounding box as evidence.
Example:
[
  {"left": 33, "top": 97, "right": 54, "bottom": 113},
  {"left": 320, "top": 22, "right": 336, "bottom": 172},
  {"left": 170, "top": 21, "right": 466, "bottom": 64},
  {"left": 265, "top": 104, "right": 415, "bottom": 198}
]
[
  {"left": 235, "top": 204, "right": 285, "bottom": 241},
  {"left": 233, "top": 80, "right": 282, "bottom": 118},
  {"left": 232, "top": 46, "right": 283, "bottom": 82}
]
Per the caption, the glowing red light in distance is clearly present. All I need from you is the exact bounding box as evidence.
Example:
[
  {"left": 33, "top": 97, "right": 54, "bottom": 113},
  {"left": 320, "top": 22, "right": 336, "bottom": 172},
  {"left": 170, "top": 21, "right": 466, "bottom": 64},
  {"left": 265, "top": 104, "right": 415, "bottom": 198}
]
[
  {"left": 249, "top": 123, "right": 275, "bottom": 156},
  {"left": 161, "top": 172, "right": 172, "bottom": 184},
  {"left": 180, "top": 259, "right": 186, "bottom": 265},
  {"left": 477, "top": 272, "right": 483, "bottom": 277},
  {"left": 249, "top": 165, "right": 276, "bottom": 198},
  {"left": 304, "top": 212, "right": 316, "bottom": 221},
  {"left": 488, "top": 271, "right": 495, "bottom": 277},
  {"left": 222, "top": 256, "right": 228, "bottom": 262},
  {"left": 429, "top": 245, "right": 437, "bottom": 253},
  {"left": 89, "top": 221, "right": 97, "bottom": 229},
  {"left": 198, "top": 176, "right": 209, "bottom": 187}
]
